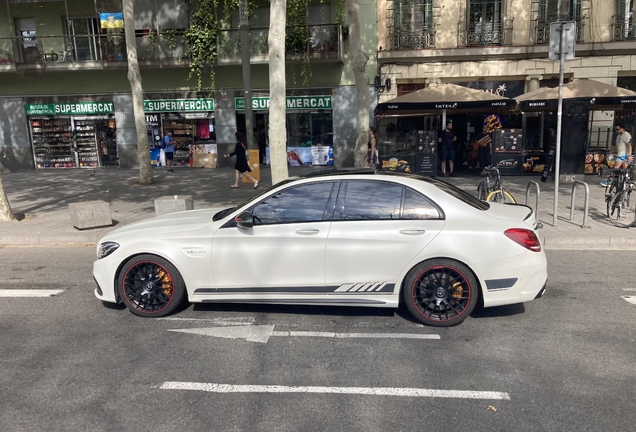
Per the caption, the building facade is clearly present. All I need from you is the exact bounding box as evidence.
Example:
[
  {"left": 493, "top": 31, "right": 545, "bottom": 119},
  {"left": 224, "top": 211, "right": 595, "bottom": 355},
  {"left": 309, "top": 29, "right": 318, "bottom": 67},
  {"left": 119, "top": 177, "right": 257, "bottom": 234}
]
[
  {"left": 0, "top": 0, "right": 378, "bottom": 172},
  {"left": 375, "top": 0, "right": 636, "bottom": 175}
]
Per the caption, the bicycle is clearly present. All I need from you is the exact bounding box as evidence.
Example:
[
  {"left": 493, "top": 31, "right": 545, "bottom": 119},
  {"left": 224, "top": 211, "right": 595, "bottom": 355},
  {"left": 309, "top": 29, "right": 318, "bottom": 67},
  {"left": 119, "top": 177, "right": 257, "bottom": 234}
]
[
  {"left": 600, "top": 163, "right": 636, "bottom": 228},
  {"left": 477, "top": 166, "right": 517, "bottom": 204}
]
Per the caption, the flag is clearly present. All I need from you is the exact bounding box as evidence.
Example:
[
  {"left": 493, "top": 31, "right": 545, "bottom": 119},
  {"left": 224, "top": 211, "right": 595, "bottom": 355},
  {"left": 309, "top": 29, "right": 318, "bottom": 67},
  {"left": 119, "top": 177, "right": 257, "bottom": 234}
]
[{"left": 100, "top": 12, "right": 124, "bottom": 29}]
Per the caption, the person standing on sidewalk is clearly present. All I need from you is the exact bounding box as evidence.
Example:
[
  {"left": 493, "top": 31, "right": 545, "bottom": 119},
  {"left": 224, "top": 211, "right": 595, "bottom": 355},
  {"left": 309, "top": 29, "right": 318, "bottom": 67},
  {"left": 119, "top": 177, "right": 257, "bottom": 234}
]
[
  {"left": 224, "top": 131, "right": 259, "bottom": 189},
  {"left": 602, "top": 123, "right": 633, "bottom": 186},
  {"left": 475, "top": 125, "right": 493, "bottom": 171},
  {"left": 438, "top": 121, "right": 457, "bottom": 176},
  {"left": 162, "top": 130, "right": 174, "bottom": 173}
]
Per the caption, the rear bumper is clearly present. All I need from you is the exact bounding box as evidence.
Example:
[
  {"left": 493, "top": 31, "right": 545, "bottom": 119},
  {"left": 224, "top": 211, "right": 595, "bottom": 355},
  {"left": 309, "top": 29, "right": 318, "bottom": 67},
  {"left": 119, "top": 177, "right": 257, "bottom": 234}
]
[{"left": 534, "top": 280, "right": 547, "bottom": 299}]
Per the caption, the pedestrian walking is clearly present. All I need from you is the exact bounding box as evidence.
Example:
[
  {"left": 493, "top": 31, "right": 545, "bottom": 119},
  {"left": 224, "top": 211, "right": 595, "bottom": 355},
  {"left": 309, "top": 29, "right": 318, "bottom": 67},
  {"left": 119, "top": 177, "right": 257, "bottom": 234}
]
[
  {"left": 224, "top": 131, "right": 259, "bottom": 189},
  {"left": 367, "top": 127, "right": 378, "bottom": 167},
  {"left": 161, "top": 130, "right": 174, "bottom": 173}
]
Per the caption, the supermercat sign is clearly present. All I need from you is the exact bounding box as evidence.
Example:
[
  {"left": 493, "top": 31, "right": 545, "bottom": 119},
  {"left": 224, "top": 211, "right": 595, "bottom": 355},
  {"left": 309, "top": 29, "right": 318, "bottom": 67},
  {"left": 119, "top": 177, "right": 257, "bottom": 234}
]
[
  {"left": 235, "top": 96, "right": 332, "bottom": 111},
  {"left": 25, "top": 102, "right": 114, "bottom": 115},
  {"left": 25, "top": 99, "right": 215, "bottom": 116}
]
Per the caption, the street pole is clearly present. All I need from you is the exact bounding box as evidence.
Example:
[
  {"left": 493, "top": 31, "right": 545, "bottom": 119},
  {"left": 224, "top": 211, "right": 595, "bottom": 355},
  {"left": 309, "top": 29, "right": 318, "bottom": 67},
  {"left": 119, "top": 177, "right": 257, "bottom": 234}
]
[
  {"left": 239, "top": 0, "right": 254, "bottom": 149},
  {"left": 553, "top": 22, "right": 566, "bottom": 227}
]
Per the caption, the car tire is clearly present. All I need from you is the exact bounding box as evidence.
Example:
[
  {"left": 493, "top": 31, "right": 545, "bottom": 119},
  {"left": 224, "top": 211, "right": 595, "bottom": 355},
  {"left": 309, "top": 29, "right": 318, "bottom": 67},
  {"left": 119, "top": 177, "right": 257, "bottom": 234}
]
[
  {"left": 403, "top": 259, "right": 479, "bottom": 327},
  {"left": 117, "top": 254, "right": 186, "bottom": 318}
]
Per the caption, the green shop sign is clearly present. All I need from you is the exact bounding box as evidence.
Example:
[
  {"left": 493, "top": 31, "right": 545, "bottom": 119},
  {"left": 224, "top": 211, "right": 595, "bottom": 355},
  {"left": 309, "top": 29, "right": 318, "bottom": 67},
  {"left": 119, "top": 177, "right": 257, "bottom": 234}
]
[
  {"left": 25, "top": 102, "right": 114, "bottom": 116},
  {"left": 235, "top": 95, "right": 332, "bottom": 111},
  {"left": 144, "top": 98, "right": 214, "bottom": 113}
]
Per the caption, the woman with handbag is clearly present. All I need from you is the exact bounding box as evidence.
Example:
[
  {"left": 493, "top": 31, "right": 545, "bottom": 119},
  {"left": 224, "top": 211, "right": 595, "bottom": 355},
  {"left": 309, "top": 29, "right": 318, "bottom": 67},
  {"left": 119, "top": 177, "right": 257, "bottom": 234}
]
[{"left": 224, "top": 131, "right": 259, "bottom": 189}]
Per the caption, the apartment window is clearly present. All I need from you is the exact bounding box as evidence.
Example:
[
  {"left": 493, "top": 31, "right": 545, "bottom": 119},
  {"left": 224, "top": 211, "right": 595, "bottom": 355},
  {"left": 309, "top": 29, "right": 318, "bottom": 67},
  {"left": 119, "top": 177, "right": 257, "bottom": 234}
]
[
  {"left": 537, "top": 0, "right": 583, "bottom": 43},
  {"left": 390, "top": 0, "right": 435, "bottom": 49},
  {"left": 465, "top": 0, "right": 507, "bottom": 46},
  {"left": 615, "top": 0, "right": 635, "bottom": 40}
]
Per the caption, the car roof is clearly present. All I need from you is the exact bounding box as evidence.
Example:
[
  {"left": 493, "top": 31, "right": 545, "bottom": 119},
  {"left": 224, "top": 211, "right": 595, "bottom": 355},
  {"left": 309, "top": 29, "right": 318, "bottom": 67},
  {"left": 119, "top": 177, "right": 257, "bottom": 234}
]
[{"left": 297, "top": 168, "right": 436, "bottom": 184}]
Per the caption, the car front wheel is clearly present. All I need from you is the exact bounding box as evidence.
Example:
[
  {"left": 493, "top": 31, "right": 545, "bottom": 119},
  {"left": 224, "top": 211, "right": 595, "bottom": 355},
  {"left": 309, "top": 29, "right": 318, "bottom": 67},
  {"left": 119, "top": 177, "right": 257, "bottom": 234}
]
[
  {"left": 118, "top": 254, "right": 186, "bottom": 318},
  {"left": 403, "top": 259, "right": 479, "bottom": 327}
]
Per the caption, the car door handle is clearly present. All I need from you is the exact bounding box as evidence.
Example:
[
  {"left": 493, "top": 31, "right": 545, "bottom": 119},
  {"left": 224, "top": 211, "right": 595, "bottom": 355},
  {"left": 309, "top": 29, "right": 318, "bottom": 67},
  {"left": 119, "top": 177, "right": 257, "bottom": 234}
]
[
  {"left": 399, "top": 228, "right": 426, "bottom": 235},
  {"left": 295, "top": 228, "right": 320, "bottom": 235}
]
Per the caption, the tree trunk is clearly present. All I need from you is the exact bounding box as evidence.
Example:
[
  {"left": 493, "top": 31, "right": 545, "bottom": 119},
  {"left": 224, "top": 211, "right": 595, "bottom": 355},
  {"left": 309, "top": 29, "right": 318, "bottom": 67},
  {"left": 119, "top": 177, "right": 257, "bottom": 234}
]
[
  {"left": 0, "top": 172, "right": 14, "bottom": 221},
  {"left": 346, "top": 0, "right": 370, "bottom": 168},
  {"left": 268, "top": 0, "right": 289, "bottom": 185},
  {"left": 123, "top": 0, "right": 153, "bottom": 185}
]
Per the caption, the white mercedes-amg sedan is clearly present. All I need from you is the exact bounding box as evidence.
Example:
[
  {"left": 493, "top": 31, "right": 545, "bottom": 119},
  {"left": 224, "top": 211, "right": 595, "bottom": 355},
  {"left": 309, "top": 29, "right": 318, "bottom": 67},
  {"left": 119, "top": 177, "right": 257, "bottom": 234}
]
[{"left": 93, "top": 169, "right": 547, "bottom": 327}]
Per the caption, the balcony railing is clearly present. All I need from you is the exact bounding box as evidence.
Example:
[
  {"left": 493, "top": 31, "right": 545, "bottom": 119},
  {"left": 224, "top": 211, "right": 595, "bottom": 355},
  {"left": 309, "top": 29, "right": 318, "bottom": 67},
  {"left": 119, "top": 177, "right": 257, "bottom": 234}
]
[
  {"left": 389, "top": 27, "right": 436, "bottom": 50},
  {"left": 458, "top": 22, "right": 513, "bottom": 47},
  {"left": 536, "top": 20, "right": 584, "bottom": 44},
  {"left": 0, "top": 32, "right": 185, "bottom": 67},
  {"left": 613, "top": 17, "right": 636, "bottom": 41},
  {"left": 217, "top": 24, "right": 343, "bottom": 64}
]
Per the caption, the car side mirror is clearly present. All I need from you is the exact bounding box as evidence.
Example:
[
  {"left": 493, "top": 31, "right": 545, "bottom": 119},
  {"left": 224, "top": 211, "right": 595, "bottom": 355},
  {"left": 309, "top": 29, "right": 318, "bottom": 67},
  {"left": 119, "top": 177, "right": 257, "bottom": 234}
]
[{"left": 235, "top": 211, "right": 254, "bottom": 229}]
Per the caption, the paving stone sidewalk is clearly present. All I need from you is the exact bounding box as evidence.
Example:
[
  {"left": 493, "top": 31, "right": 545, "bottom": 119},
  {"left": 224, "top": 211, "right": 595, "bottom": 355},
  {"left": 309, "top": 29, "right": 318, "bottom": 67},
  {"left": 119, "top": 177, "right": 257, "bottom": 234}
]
[{"left": 1, "top": 166, "right": 635, "bottom": 249}]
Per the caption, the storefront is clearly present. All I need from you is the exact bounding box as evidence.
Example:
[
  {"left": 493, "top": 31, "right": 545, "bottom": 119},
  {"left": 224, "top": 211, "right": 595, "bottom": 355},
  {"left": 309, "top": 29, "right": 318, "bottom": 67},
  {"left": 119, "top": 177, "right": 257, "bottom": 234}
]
[
  {"left": 235, "top": 94, "right": 334, "bottom": 166},
  {"left": 25, "top": 101, "right": 117, "bottom": 169},
  {"left": 144, "top": 98, "right": 216, "bottom": 167}
]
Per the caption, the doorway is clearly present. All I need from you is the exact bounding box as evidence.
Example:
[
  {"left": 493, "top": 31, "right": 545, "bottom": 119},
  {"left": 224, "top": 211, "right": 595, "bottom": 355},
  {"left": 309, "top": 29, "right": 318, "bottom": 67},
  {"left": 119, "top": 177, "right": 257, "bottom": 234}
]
[
  {"left": 15, "top": 18, "right": 38, "bottom": 63},
  {"left": 67, "top": 18, "right": 101, "bottom": 61}
]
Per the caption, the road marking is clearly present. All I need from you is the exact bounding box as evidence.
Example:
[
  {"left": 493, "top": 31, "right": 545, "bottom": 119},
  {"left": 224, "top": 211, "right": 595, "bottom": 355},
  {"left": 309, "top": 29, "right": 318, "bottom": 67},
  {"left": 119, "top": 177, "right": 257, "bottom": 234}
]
[
  {"left": 622, "top": 296, "right": 636, "bottom": 305},
  {"left": 271, "top": 331, "right": 440, "bottom": 340},
  {"left": 160, "top": 382, "right": 510, "bottom": 400},
  {"left": 0, "top": 289, "right": 64, "bottom": 297},
  {"left": 168, "top": 325, "right": 440, "bottom": 343},
  {"left": 622, "top": 288, "right": 636, "bottom": 292}
]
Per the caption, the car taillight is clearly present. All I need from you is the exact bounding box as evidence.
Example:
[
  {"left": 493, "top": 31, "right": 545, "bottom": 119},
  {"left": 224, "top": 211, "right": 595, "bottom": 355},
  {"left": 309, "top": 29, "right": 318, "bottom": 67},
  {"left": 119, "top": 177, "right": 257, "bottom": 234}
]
[{"left": 504, "top": 228, "right": 542, "bottom": 252}]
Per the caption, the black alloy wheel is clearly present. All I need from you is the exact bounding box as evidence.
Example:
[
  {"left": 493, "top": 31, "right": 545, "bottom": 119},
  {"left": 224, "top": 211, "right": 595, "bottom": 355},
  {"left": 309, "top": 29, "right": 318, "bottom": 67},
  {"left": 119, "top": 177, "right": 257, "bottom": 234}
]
[
  {"left": 118, "top": 254, "right": 186, "bottom": 317},
  {"left": 403, "top": 259, "right": 478, "bottom": 327}
]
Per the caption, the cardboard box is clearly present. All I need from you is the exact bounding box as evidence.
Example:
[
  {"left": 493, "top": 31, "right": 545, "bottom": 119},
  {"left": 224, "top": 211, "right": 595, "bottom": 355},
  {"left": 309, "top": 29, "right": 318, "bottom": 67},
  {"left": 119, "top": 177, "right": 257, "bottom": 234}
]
[
  {"left": 242, "top": 150, "right": 261, "bottom": 182},
  {"left": 192, "top": 153, "right": 217, "bottom": 168}
]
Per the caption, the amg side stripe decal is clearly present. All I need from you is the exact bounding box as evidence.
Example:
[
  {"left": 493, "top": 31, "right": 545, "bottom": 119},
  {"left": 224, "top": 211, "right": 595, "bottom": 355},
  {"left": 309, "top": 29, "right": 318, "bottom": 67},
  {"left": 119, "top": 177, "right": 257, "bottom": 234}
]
[{"left": 194, "top": 282, "right": 395, "bottom": 295}]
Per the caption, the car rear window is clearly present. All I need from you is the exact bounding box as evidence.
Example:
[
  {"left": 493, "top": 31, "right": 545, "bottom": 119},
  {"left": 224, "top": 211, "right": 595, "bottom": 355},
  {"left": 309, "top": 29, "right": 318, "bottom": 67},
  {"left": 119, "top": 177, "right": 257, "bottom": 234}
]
[{"left": 429, "top": 178, "right": 490, "bottom": 211}]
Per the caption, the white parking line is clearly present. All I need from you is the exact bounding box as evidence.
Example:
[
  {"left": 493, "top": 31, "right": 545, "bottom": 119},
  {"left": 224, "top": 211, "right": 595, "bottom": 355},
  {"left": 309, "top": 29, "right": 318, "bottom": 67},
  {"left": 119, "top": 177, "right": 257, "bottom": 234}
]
[
  {"left": 622, "top": 296, "right": 636, "bottom": 305},
  {"left": 622, "top": 288, "right": 636, "bottom": 292},
  {"left": 271, "top": 331, "right": 440, "bottom": 340},
  {"left": 159, "top": 317, "right": 256, "bottom": 326},
  {"left": 0, "top": 290, "right": 64, "bottom": 297},
  {"left": 160, "top": 382, "right": 510, "bottom": 400}
]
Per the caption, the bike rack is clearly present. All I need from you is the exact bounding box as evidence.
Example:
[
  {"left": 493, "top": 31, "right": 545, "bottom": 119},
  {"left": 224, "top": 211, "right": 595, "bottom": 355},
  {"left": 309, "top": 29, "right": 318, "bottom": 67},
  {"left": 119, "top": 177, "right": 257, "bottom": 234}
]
[
  {"left": 525, "top": 181, "right": 540, "bottom": 216},
  {"left": 570, "top": 180, "right": 590, "bottom": 228}
]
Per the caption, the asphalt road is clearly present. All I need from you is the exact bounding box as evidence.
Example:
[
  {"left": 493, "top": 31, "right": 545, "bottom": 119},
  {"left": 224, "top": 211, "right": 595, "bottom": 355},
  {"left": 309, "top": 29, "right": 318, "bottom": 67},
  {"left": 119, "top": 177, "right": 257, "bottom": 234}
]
[{"left": 0, "top": 246, "right": 634, "bottom": 432}]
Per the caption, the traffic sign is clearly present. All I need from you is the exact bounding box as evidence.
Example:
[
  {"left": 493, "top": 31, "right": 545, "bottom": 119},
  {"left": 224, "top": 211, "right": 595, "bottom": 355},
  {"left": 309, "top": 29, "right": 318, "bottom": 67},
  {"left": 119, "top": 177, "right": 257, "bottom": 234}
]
[{"left": 549, "top": 21, "right": 576, "bottom": 62}]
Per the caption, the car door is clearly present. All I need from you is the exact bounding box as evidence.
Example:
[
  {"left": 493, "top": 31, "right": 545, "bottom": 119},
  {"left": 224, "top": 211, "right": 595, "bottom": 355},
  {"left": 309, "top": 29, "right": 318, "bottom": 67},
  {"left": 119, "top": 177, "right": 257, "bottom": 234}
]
[
  {"left": 325, "top": 180, "right": 445, "bottom": 292},
  {"left": 212, "top": 181, "right": 338, "bottom": 291}
]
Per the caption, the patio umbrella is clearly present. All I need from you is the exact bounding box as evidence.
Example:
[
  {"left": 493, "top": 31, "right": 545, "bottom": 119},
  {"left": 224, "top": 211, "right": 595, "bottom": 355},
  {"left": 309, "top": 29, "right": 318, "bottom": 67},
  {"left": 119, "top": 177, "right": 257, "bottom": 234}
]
[
  {"left": 375, "top": 82, "right": 516, "bottom": 116},
  {"left": 516, "top": 78, "right": 636, "bottom": 110}
]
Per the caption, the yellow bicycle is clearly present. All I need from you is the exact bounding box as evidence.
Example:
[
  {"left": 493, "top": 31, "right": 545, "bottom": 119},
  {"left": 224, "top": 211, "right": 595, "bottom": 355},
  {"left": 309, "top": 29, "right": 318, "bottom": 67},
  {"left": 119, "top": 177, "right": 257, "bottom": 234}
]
[{"left": 477, "top": 166, "right": 517, "bottom": 204}]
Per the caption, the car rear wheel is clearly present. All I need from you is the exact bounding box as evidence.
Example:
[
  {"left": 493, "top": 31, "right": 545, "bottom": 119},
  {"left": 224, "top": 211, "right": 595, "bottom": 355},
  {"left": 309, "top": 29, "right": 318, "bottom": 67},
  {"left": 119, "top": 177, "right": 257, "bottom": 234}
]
[
  {"left": 403, "top": 259, "right": 479, "bottom": 327},
  {"left": 118, "top": 254, "right": 186, "bottom": 318}
]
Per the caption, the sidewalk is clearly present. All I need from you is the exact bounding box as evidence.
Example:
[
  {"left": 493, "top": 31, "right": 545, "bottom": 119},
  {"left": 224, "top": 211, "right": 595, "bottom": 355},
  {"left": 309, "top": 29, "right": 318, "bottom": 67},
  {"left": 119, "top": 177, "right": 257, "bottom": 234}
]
[{"left": 1, "top": 165, "right": 635, "bottom": 250}]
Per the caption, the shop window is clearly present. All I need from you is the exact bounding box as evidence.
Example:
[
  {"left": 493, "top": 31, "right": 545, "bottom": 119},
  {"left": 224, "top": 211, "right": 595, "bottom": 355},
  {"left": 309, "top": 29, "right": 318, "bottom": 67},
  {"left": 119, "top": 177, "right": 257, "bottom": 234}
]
[
  {"left": 286, "top": 112, "right": 333, "bottom": 147},
  {"left": 251, "top": 182, "right": 336, "bottom": 225}
]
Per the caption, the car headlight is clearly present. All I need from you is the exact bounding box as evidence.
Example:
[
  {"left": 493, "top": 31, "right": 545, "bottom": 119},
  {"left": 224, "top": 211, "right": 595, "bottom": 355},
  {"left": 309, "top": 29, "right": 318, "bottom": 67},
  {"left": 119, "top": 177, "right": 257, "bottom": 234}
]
[{"left": 98, "top": 241, "right": 120, "bottom": 259}]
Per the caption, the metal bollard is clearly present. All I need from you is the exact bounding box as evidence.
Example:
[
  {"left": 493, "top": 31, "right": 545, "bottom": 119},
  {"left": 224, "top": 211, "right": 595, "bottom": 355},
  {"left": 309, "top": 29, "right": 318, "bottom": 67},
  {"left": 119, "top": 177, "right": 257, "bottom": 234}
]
[
  {"left": 525, "top": 181, "right": 540, "bottom": 216},
  {"left": 569, "top": 180, "right": 590, "bottom": 228}
]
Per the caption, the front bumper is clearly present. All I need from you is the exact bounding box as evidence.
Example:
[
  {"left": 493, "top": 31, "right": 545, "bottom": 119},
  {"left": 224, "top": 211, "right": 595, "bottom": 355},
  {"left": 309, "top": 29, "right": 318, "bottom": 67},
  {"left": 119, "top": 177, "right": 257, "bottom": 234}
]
[{"left": 93, "top": 254, "right": 120, "bottom": 303}]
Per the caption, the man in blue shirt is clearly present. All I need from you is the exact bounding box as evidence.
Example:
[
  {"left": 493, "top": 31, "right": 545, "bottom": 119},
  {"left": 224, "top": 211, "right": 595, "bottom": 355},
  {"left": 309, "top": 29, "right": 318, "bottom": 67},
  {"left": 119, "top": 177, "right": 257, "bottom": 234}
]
[{"left": 162, "top": 130, "right": 174, "bottom": 173}]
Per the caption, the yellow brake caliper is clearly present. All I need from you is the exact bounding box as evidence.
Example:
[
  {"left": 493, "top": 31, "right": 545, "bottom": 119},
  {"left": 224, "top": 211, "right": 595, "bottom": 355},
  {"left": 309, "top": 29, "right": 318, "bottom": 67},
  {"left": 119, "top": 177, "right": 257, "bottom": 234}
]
[
  {"left": 157, "top": 268, "right": 173, "bottom": 296},
  {"left": 451, "top": 281, "right": 463, "bottom": 300}
]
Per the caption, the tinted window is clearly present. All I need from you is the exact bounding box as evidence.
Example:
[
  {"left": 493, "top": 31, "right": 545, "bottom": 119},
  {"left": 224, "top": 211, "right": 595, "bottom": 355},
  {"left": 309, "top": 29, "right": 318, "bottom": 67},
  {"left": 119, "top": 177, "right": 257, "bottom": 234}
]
[
  {"left": 339, "top": 181, "right": 403, "bottom": 220},
  {"left": 251, "top": 182, "right": 335, "bottom": 225},
  {"left": 402, "top": 189, "right": 440, "bottom": 219}
]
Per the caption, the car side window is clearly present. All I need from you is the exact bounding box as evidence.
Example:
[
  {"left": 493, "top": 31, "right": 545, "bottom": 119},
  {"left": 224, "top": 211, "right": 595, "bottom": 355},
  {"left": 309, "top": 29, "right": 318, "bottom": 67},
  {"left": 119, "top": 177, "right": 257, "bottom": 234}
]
[
  {"left": 402, "top": 188, "right": 441, "bottom": 219},
  {"left": 337, "top": 181, "right": 404, "bottom": 220},
  {"left": 251, "top": 182, "right": 336, "bottom": 225}
]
